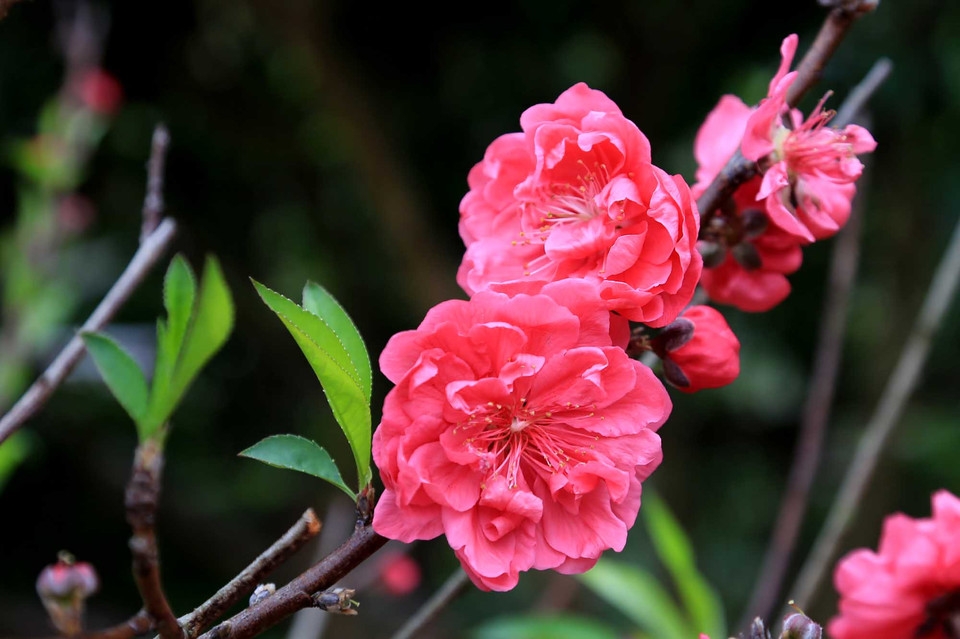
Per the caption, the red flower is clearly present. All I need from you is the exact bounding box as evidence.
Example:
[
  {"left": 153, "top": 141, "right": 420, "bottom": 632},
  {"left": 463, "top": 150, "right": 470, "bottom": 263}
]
[
  {"left": 372, "top": 279, "right": 669, "bottom": 590},
  {"left": 829, "top": 490, "right": 960, "bottom": 639},
  {"left": 741, "top": 35, "right": 877, "bottom": 243},
  {"left": 693, "top": 95, "right": 804, "bottom": 312},
  {"left": 458, "top": 82, "right": 701, "bottom": 327},
  {"left": 653, "top": 305, "right": 740, "bottom": 393},
  {"left": 74, "top": 69, "right": 123, "bottom": 116}
]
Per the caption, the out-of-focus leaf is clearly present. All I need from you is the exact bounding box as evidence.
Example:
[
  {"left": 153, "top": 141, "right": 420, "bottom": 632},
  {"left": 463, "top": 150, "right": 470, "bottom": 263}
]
[
  {"left": 81, "top": 332, "right": 149, "bottom": 433},
  {"left": 239, "top": 434, "right": 355, "bottom": 500},
  {"left": 473, "top": 614, "right": 622, "bottom": 639},
  {"left": 253, "top": 280, "right": 371, "bottom": 487},
  {"left": 578, "top": 557, "right": 691, "bottom": 639},
  {"left": 301, "top": 281, "right": 371, "bottom": 402},
  {"left": 0, "top": 432, "right": 32, "bottom": 493},
  {"left": 644, "top": 493, "right": 726, "bottom": 639}
]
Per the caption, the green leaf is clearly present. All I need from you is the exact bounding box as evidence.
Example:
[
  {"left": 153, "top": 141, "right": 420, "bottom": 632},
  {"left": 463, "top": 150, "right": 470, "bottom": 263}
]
[
  {"left": 81, "top": 332, "right": 149, "bottom": 433},
  {"left": 146, "top": 256, "right": 234, "bottom": 436},
  {"left": 253, "top": 280, "right": 371, "bottom": 487},
  {"left": 239, "top": 434, "right": 355, "bottom": 500},
  {"left": 473, "top": 615, "right": 622, "bottom": 639},
  {"left": 150, "top": 257, "right": 197, "bottom": 425},
  {"left": 644, "top": 493, "right": 726, "bottom": 639},
  {"left": 0, "top": 431, "right": 32, "bottom": 493},
  {"left": 301, "top": 281, "right": 371, "bottom": 402},
  {"left": 578, "top": 557, "right": 691, "bottom": 639}
]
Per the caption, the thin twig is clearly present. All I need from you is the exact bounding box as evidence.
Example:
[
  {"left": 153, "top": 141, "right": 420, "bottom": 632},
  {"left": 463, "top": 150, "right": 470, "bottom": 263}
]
[
  {"left": 126, "top": 439, "right": 183, "bottom": 639},
  {"left": 177, "top": 509, "right": 322, "bottom": 638},
  {"left": 740, "top": 163, "right": 865, "bottom": 629},
  {"left": 390, "top": 568, "right": 471, "bottom": 639},
  {"left": 833, "top": 58, "right": 893, "bottom": 127},
  {"left": 738, "top": 59, "right": 890, "bottom": 628},
  {"left": 196, "top": 524, "right": 388, "bottom": 639},
  {"left": 788, "top": 212, "right": 960, "bottom": 610},
  {"left": 65, "top": 609, "right": 154, "bottom": 639},
  {"left": 695, "top": 0, "right": 878, "bottom": 220},
  {"left": 141, "top": 125, "right": 170, "bottom": 243},
  {"left": 0, "top": 217, "right": 177, "bottom": 445}
]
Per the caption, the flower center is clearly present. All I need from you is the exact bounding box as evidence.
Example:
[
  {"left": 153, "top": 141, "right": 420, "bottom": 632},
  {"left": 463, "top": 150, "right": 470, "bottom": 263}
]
[{"left": 455, "top": 398, "right": 602, "bottom": 489}]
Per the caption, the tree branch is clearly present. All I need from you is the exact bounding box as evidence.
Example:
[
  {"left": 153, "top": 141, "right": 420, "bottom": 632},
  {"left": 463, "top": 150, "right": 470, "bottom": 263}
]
[
  {"left": 177, "top": 509, "right": 322, "bottom": 638},
  {"left": 788, "top": 210, "right": 960, "bottom": 610},
  {"left": 141, "top": 124, "right": 170, "bottom": 243},
  {"left": 0, "top": 217, "right": 177, "bottom": 446},
  {"left": 196, "top": 524, "right": 388, "bottom": 639},
  {"left": 738, "top": 58, "right": 890, "bottom": 627},
  {"left": 126, "top": 439, "right": 182, "bottom": 639},
  {"left": 390, "top": 568, "right": 470, "bottom": 639}
]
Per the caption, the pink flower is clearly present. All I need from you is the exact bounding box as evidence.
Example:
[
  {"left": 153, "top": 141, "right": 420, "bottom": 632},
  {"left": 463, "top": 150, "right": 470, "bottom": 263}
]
[
  {"left": 829, "top": 490, "right": 960, "bottom": 639},
  {"left": 378, "top": 552, "right": 421, "bottom": 596},
  {"left": 652, "top": 305, "right": 740, "bottom": 393},
  {"left": 693, "top": 95, "right": 804, "bottom": 312},
  {"left": 741, "top": 35, "right": 877, "bottom": 242},
  {"left": 372, "top": 279, "right": 669, "bottom": 591},
  {"left": 73, "top": 69, "right": 123, "bottom": 116},
  {"left": 458, "top": 82, "right": 702, "bottom": 327}
]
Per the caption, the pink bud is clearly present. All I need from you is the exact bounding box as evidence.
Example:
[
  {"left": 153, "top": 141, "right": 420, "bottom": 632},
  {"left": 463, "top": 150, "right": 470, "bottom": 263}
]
[
  {"left": 657, "top": 305, "right": 740, "bottom": 393},
  {"left": 36, "top": 553, "right": 99, "bottom": 635},
  {"left": 379, "top": 552, "right": 421, "bottom": 596},
  {"left": 75, "top": 69, "right": 123, "bottom": 115}
]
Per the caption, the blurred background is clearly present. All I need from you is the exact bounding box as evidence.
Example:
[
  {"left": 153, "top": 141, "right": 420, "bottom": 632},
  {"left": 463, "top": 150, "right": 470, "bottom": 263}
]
[{"left": 1, "top": 0, "right": 958, "bottom": 637}]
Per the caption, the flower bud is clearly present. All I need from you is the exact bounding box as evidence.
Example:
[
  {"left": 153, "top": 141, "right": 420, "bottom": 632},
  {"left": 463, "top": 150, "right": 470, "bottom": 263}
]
[
  {"left": 781, "top": 612, "right": 822, "bottom": 639},
  {"left": 698, "top": 239, "right": 728, "bottom": 268},
  {"left": 74, "top": 69, "right": 123, "bottom": 115},
  {"left": 313, "top": 587, "right": 358, "bottom": 615},
  {"left": 249, "top": 583, "right": 275, "bottom": 606},
  {"left": 379, "top": 552, "right": 421, "bottom": 596},
  {"left": 36, "top": 552, "right": 99, "bottom": 636},
  {"left": 732, "top": 241, "right": 763, "bottom": 271},
  {"left": 656, "top": 306, "right": 740, "bottom": 393}
]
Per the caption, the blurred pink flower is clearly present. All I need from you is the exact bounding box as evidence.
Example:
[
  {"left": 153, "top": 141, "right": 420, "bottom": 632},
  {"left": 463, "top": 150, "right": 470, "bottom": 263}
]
[
  {"left": 693, "top": 95, "right": 803, "bottom": 312},
  {"left": 458, "top": 82, "right": 701, "bottom": 327},
  {"left": 74, "top": 69, "right": 123, "bottom": 116},
  {"left": 741, "top": 35, "right": 877, "bottom": 242},
  {"left": 372, "top": 279, "right": 669, "bottom": 590},
  {"left": 378, "top": 552, "right": 421, "bottom": 596},
  {"left": 829, "top": 490, "right": 960, "bottom": 639},
  {"left": 653, "top": 305, "right": 740, "bottom": 393}
]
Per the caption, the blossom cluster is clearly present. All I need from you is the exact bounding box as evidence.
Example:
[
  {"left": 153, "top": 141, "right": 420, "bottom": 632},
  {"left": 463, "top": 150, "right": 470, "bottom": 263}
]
[
  {"left": 694, "top": 35, "right": 876, "bottom": 312},
  {"left": 372, "top": 32, "right": 874, "bottom": 592}
]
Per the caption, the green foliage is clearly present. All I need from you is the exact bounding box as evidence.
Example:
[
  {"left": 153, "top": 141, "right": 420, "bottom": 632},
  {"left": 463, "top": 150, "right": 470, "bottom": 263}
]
[
  {"left": 472, "top": 614, "right": 623, "bottom": 639},
  {"left": 80, "top": 332, "right": 150, "bottom": 426},
  {"left": 579, "top": 557, "right": 691, "bottom": 639},
  {"left": 239, "top": 434, "right": 355, "bottom": 500},
  {"left": 83, "top": 255, "right": 234, "bottom": 441},
  {"left": 578, "top": 493, "right": 725, "bottom": 639},
  {"left": 643, "top": 493, "right": 726, "bottom": 639},
  {"left": 0, "top": 432, "right": 31, "bottom": 493},
  {"left": 251, "top": 280, "right": 372, "bottom": 492}
]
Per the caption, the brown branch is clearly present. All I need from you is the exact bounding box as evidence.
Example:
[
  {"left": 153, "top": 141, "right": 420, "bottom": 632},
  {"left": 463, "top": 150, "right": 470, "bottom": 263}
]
[
  {"left": 141, "top": 125, "right": 171, "bottom": 243},
  {"left": 788, "top": 211, "right": 960, "bottom": 610},
  {"left": 390, "top": 568, "right": 470, "bottom": 639},
  {"left": 79, "top": 610, "right": 154, "bottom": 639},
  {"left": 737, "top": 58, "right": 890, "bottom": 628},
  {"left": 176, "top": 509, "right": 322, "bottom": 638},
  {"left": 126, "top": 439, "right": 183, "bottom": 639},
  {"left": 0, "top": 216, "right": 177, "bottom": 445},
  {"left": 196, "top": 524, "right": 388, "bottom": 639},
  {"left": 784, "top": 1, "right": 879, "bottom": 108},
  {"left": 695, "top": 0, "right": 878, "bottom": 221},
  {"left": 740, "top": 163, "right": 865, "bottom": 629}
]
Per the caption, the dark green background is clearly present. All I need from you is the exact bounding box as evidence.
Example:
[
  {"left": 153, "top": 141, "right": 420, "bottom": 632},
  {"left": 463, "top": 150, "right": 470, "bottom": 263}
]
[{"left": 1, "top": 0, "right": 958, "bottom": 637}]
